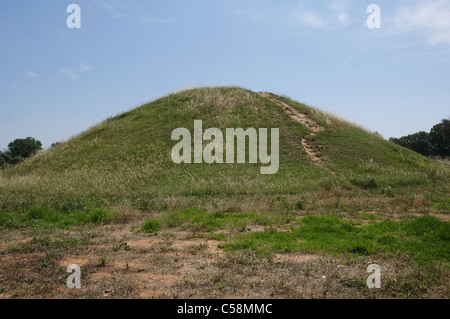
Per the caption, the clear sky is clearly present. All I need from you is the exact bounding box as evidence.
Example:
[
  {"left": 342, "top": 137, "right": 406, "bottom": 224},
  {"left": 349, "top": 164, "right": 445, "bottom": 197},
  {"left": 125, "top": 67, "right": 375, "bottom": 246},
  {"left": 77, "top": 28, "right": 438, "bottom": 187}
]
[{"left": 1, "top": 0, "right": 449, "bottom": 149}]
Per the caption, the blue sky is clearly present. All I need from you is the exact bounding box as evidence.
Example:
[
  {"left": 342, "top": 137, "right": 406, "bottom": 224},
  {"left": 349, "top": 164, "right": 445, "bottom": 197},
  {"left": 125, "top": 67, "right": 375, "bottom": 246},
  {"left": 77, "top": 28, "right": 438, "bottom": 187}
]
[{"left": 1, "top": 0, "right": 449, "bottom": 149}]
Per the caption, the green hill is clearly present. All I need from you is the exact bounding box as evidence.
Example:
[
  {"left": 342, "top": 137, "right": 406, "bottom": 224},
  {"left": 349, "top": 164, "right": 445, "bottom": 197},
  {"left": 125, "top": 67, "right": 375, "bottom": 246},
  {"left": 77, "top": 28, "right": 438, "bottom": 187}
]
[{"left": 1, "top": 86, "right": 448, "bottom": 218}]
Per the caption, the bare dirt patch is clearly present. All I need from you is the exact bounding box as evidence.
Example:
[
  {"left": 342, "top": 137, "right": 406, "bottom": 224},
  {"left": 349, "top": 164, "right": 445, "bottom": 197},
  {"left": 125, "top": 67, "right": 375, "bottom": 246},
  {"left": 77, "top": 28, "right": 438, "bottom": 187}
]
[{"left": 273, "top": 253, "right": 319, "bottom": 264}]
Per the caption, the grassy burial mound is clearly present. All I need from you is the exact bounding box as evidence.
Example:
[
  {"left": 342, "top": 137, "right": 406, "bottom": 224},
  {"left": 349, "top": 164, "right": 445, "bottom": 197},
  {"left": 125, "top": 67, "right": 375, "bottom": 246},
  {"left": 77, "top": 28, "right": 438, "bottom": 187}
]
[{"left": 1, "top": 86, "right": 448, "bottom": 216}]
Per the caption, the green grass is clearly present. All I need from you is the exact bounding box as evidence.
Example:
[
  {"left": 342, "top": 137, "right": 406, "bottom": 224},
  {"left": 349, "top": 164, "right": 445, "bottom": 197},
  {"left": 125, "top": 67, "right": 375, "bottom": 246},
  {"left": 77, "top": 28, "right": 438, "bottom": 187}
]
[
  {"left": 141, "top": 208, "right": 295, "bottom": 235},
  {"left": 434, "top": 197, "right": 450, "bottom": 211},
  {"left": 221, "top": 215, "right": 450, "bottom": 266},
  {"left": 0, "top": 207, "right": 115, "bottom": 230},
  {"left": 139, "top": 208, "right": 449, "bottom": 267}
]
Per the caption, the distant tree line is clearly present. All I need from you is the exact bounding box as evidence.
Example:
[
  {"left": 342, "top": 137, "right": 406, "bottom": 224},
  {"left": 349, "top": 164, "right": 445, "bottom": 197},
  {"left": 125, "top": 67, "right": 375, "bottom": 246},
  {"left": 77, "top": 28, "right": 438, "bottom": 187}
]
[
  {"left": 389, "top": 118, "right": 449, "bottom": 158},
  {"left": 0, "top": 137, "right": 42, "bottom": 169}
]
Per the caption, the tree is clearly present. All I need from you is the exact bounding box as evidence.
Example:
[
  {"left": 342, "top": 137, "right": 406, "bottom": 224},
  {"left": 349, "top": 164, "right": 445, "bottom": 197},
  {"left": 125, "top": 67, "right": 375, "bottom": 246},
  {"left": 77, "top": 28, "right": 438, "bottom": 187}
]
[
  {"left": 390, "top": 131, "right": 432, "bottom": 156},
  {"left": 429, "top": 118, "right": 450, "bottom": 158},
  {"left": 7, "top": 137, "right": 42, "bottom": 159},
  {"left": 390, "top": 117, "right": 449, "bottom": 159},
  {"left": 0, "top": 150, "right": 13, "bottom": 168},
  {"left": 0, "top": 151, "right": 5, "bottom": 168}
]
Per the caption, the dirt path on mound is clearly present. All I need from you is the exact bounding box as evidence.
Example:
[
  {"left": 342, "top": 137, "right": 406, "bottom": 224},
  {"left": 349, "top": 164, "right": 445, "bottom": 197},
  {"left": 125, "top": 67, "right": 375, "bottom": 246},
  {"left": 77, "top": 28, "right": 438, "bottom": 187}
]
[{"left": 258, "top": 92, "right": 325, "bottom": 165}]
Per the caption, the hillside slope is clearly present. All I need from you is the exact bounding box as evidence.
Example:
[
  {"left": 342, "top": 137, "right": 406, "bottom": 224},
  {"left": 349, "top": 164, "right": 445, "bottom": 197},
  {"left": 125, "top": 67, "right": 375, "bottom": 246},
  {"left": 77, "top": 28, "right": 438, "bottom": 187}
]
[{"left": 1, "top": 87, "right": 448, "bottom": 218}]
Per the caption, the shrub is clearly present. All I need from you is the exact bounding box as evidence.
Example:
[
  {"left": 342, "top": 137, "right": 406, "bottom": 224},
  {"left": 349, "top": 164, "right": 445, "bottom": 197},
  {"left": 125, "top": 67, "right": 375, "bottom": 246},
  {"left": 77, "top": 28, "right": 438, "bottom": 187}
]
[
  {"left": 71, "top": 207, "right": 114, "bottom": 225},
  {"left": 296, "top": 197, "right": 307, "bottom": 210},
  {"left": 0, "top": 212, "right": 17, "bottom": 229},
  {"left": 351, "top": 177, "right": 378, "bottom": 190},
  {"left": 141, "top": 218, "right": 161, "bottom": 233},
  {"left": 0, "top": 151, "right": 15, "bottom": 168},
  {"left": 24, "top": 207, "right": 62, "bottom": 223}
]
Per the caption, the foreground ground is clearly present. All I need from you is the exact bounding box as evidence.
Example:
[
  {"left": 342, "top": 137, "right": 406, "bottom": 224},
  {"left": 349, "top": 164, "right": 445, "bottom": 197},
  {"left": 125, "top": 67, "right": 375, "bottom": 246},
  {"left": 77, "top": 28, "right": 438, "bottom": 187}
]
[{"left": 0, "top": 208, "right": 448, "bottom": 299}]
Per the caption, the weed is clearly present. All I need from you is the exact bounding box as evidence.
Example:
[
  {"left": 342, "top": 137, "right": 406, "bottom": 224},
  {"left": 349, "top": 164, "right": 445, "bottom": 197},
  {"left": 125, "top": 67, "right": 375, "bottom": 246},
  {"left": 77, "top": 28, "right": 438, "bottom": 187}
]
[
  {"left": 113, "top": 242, "right": 130, "bottom": 252},
  {"left": 98, "top": 256, "right": 107, "bottom": 267}
]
